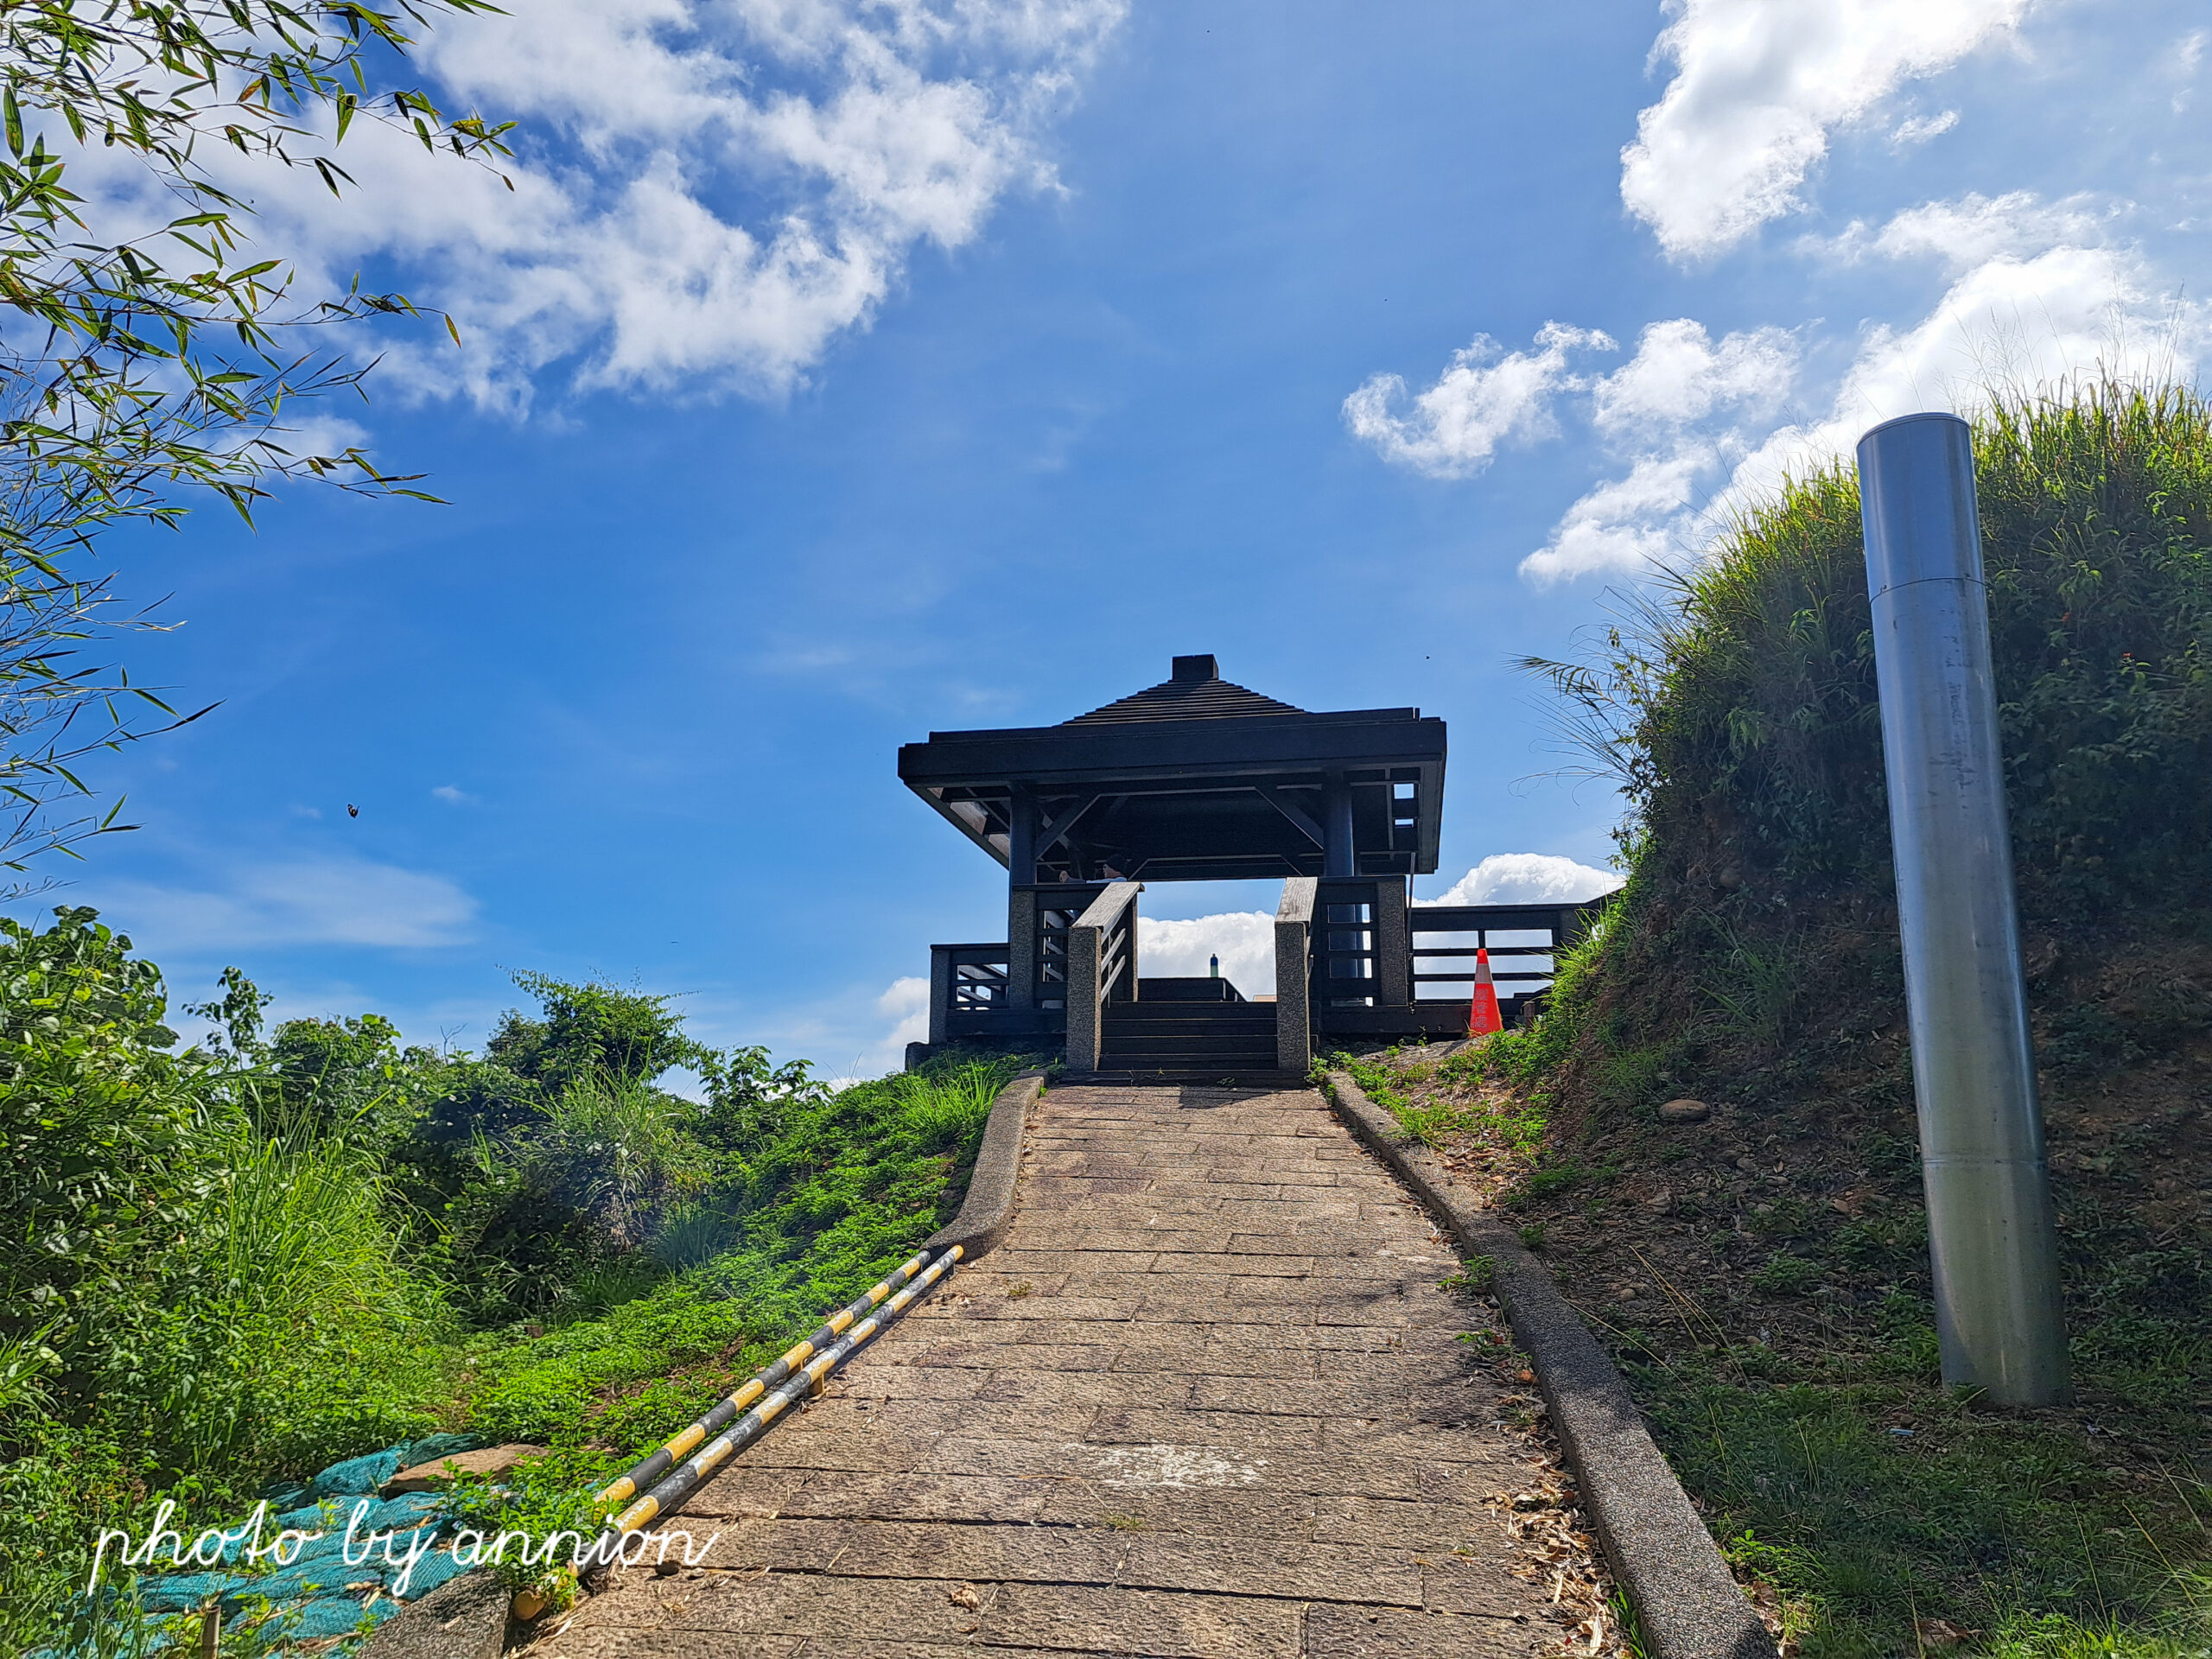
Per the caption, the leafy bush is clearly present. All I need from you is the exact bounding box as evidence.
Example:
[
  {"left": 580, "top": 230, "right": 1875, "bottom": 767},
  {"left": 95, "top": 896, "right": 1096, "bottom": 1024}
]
[
  {"left": 0, "top": 912, "right": 454, "bottom": 1651},
  {"left": 0, "top": 908, "right": 966, "bottom": 1652}
]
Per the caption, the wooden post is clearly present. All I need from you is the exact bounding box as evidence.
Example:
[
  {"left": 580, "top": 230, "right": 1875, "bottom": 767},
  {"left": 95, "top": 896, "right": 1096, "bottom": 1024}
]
[
  {"left": 927, "top": 945, "right": 953, "bottom": 1047},
  {"left": 1323, "top": 780, "right": 1356, "bottom": 877}
]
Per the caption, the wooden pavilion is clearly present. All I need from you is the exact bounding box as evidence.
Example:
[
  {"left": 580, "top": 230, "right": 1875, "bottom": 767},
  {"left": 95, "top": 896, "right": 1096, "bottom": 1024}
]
[{"left": 899, "top": 655, "right": 1599, "bottom": 1079}]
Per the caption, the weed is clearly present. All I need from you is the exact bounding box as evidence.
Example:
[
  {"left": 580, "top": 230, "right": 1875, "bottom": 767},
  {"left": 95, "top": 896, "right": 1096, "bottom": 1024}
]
[
  {"left": 1442, "top": 1255, "right": 1497, "bottom": 1294},
  {"left": 1705, "top": 922, "right": 1800, "bottom": 1054},
  {"left": 1749, "top": 1255, "right": 1824, "bottom": 1298}
]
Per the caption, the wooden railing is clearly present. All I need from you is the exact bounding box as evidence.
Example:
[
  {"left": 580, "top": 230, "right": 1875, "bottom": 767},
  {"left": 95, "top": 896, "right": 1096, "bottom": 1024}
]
[
  {"left": 1025, "top": 881, "right": 1114, "bottom": 1012},
  {"left": 1065, "top": 880, "right": 1141, "bottom": 1071},
  {"left": 1408, "top": 899, "right": 1609, "bottom": 1020},
  {"left": 927, "top": 943, "right": 1014, "bottom": 1046},
  {"left": 919, "top": 884, "right": 1612, "bottom": 1065}
]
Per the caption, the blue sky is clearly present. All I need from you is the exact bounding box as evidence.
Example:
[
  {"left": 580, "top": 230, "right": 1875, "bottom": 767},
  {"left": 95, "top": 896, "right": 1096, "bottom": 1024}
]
[{"left": 23, "top": 0, "right": 2210, "bottom": 1075}]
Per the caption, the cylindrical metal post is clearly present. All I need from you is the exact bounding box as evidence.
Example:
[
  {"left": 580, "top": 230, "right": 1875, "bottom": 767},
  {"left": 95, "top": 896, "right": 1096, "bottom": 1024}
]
[{"left": 1855, "top": 412, "right": 2069, "bottom": 1407}]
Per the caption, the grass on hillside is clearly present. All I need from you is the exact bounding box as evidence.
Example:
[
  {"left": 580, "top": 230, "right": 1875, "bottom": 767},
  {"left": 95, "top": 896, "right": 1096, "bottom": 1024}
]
[
  {"left": 1333, "top": 382, "right": 2212, "bottom": 1658},
  {"left": 0, "top": 1032, "right": 1034, "bottom": 1651},
  {"left": 1345, "top": 1034, "right": 2209, "bottom": 1658}
]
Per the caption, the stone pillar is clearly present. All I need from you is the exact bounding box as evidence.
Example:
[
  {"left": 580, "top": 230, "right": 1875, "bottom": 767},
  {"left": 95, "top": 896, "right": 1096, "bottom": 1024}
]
[
  {"left": 1007, "top": 886, "right": 1039, "bottom": 1011},
  {"left": 1065, "top": 882, "right": 1139, "bottom": 1072},
  {"left": 1274, "top": 877, "right": 1317, "bottom": 1074},
  {"left": 1374, "top": 876, "right": 1410, "bottom": 1007},
  {"left": 1067, "top": 920, "right": 1103, "bottom": 1071}
]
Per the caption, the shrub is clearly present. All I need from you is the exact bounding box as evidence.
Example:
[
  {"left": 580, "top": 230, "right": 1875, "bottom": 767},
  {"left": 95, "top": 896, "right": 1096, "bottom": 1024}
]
[{"left": 1533, "top": 381, "right": 2212, "bottom": 922}]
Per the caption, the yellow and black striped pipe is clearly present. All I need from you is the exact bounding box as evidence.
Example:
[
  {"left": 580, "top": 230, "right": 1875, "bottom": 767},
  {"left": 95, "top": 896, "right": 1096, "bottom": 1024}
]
[
  {"left": 586, "top": 1245, "right": 963, "bottom": 1552},
  {"left": 592, "top": 1246, "right": 937, "bottom": 1510}
]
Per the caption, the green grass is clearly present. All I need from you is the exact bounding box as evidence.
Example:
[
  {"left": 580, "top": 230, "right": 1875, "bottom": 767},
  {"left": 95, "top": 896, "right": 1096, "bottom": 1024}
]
[
  {"left": 1641, "top": 1369, "right": 2210, "bottom": 1656},
  {"left": 1, "top": 1044, "right": 1034, "bottom": 1647},
  {"left": 427, "top": 1055, "right": 1035, "bottom": 1594},
  {"left": 1328, "top": 1047, "right": 1550, "bottom": 1157},
  {"left": 1477, "top": 381, "right": 2212, "bottom": 1654}
]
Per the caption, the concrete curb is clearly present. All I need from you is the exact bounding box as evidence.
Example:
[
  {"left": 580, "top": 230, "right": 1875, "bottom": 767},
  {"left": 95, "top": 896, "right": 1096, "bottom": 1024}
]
[
  {"left": 358, "top": 1566, "right": 511, "bottom": 1659},
  {"left": 1324, "top": 1071, "right": 1778, "bottom": 1659},
  {"left": 923, "top": 1070, "right": 1046, "bottom": 1262}
]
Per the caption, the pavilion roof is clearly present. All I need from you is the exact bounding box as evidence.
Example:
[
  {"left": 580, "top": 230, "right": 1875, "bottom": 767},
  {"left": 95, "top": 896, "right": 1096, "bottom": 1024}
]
[
  {"left": 1064, "top": 661, "right": 1306, "bottom": 725},
  {"left": 897, "top": 655, "right": 1446, "bottom": 883}
]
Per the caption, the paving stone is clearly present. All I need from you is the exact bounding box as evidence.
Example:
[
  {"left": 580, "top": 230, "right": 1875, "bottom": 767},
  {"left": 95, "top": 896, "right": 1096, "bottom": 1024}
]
[
  {"left": 979, "top": 1582, "right": 1306, "bottom": 1658},
  {"left": 557, "top": 1084, "right": 1558, "bottom": 1655},
  {"left": 1036, "top": 1482, "right": 1319, "bottom": 1540},
  {"left": 1308, "top": 1494, "right": 1494, "bottom": 1551},
  {"left": 1303, "top": 1602, "right": 1541, "bottom": 1657},
  {"left": 1113, "top": 1530, "right": 1424, "bottom": 1604},
  {"left": 945, "top": 1294, "right": 1141, "bottom": 1324},
  {"left": 906, "top": 1338, "right": 1124, "bottom": 1371},
  {"left": 1065, "top": 1270, "right": 1341, "bottom": 1303},
  {"left": 973, "top": 1368, "right": 1197, "bottom": 1410}
]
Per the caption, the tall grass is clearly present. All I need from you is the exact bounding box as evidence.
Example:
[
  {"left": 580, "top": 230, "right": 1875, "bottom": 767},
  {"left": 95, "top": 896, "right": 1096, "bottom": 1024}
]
[
  {"left": 1501, "top": 380, "right": 2212, "bottom": 1654},
  {"left": 132, "top": 1114, "right": 449, "bottom": 1472},
  {"left": 1535, "top": 379, "right": 2212, "bottom": 914},
  {"left": 0, "top": 1112, "right": 449, "bottom": 1656},
  {"left": 530, "top": 1070, "right": 709, "bottom": 1249}
]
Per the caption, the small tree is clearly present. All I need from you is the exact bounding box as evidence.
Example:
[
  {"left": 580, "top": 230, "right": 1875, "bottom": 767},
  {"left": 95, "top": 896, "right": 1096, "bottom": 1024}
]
[{"left": 0, "top": 1, "right": 514, "bottom": 887}]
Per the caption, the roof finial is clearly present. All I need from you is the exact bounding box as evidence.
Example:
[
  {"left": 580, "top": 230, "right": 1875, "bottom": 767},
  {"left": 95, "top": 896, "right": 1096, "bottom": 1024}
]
[{"left": 1171, "top": 654, "right": 1217, "bottom": 683}]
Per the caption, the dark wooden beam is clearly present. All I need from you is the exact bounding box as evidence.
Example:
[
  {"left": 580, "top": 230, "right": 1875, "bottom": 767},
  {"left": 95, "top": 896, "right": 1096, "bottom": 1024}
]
[
  {"left": 1039, "top": 795, "right": 1095, "bottom": 855},
  {"left": 1255, "top": 784, "right": 1326, "bottom": 849}
]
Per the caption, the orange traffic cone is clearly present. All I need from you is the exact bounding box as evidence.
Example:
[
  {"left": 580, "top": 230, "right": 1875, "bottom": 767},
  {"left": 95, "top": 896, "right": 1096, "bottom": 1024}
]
[{"left": 1466, "top": 946, "right": 1503, "bottom": 1038}]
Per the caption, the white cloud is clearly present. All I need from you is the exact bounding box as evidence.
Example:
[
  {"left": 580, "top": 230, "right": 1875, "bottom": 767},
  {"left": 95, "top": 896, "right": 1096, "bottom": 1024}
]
[
  {"left": 430, "top": 785, "right": 478, "bottom": 804},
  {"left": 1344, "top": 322, "right": 1616, "bottom": 478},
  {"left": 1520, "top": 209, "right": 2210, "bottom": 587},
  {"left": 1825, "top": 191, "right": 2113, "bottom": 272},
  {"left": 2171, "top": 29, "right": 2208, "bottom": 111},
  {"left": 1891, "top": 109, "right": 1961, "bottom": 145},
  {"left": 1727, "top": 244, "right": 2208, "bottom": 511},
  {"left": 1418, "top": 854, "right": 1621, "bottom": 907},
  {"left": 1522, "top": 451, "right": 1711, "bottom": 584},
  {"left": 67, "top": 0, "right": 1125, "bottom": 410},
  {"left": 1621, "top": 0, "right": 2031, "bottom": 259},
  {"left": 1522, "top": 319, "right": 1798, "bottom": 584},
  {"left": 828, "top": 971, "right": 959, "bottom": 1084},
  {"left": 1591, "top": 318, "right": 1798, "bottom": 435},
  {"left": 1138, "top": 912, "right": 1278, "bottom": 996},
  {"left": 875, "top": 974, "right": 931, "bottom": 1052},
  {"left": 94, "top": 856, "right": 480, "bottom": 951}
]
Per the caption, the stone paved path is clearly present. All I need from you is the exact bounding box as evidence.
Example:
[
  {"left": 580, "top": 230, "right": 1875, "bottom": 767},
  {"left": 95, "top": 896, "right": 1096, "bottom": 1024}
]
[{"left": 529, "top": 1084, "right": 1567, "bottom": 1657}]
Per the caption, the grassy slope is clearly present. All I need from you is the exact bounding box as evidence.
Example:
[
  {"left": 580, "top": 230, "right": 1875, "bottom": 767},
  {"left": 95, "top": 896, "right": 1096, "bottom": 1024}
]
[
  {"left": 3, "top": 1055, "right": 1029, "bottom": 1651},
  {"left": 1344, "top": 925, "right": 2209, "bottom": 1656},
  {"left": 1333, "top": 385, "right": 2212, "bottom": 1657},
  {"left": 388, "top": 1056, "right": 1040, "bottom": 1605}
]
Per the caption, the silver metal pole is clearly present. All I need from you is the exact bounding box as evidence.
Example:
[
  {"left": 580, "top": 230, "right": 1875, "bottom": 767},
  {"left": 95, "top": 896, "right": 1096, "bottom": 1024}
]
[{"left": 1855, "top": 412, "right": 2070, "bottom": 1406}]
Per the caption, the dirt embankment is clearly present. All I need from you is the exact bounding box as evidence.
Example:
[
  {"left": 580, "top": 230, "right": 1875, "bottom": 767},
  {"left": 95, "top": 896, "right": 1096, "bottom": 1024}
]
[{"left": 1351, "top": 918, "right": 2209, "bottom": 1649}]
